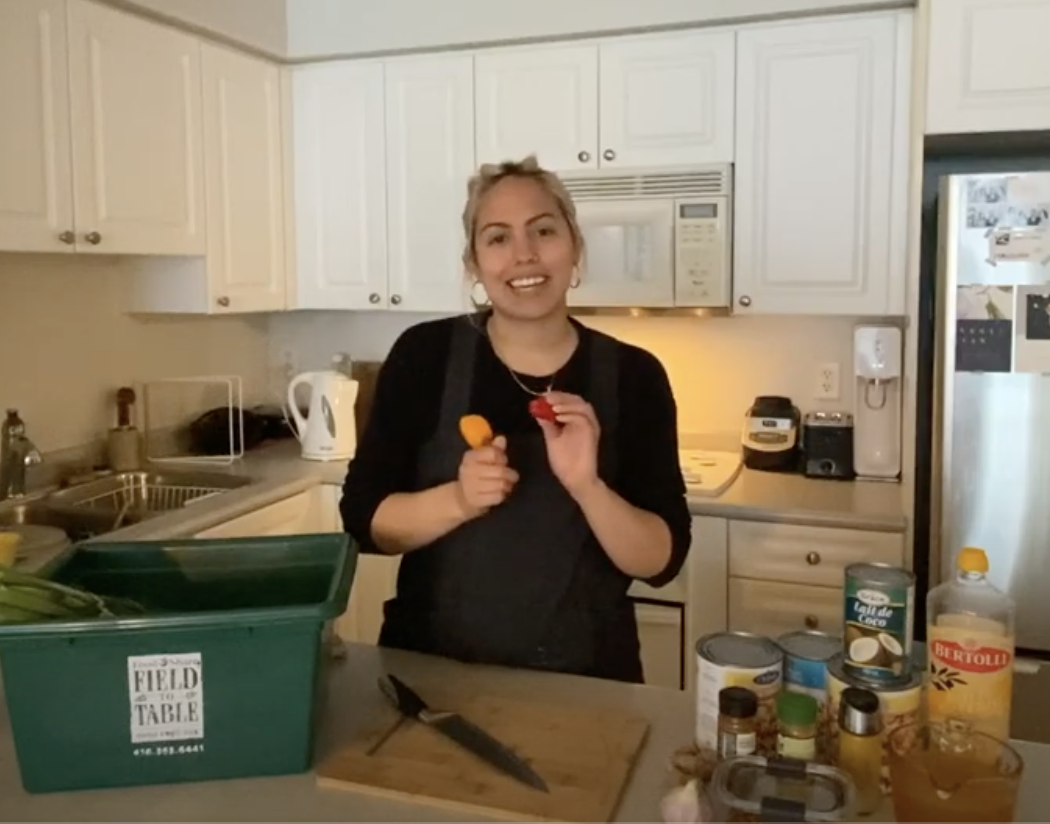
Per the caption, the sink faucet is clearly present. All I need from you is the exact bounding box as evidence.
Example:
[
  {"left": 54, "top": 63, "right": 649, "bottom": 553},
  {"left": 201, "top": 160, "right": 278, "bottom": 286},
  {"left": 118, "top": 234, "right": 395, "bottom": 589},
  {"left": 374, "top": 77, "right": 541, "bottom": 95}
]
[{"left": 1, "top": 409, "right": 42, "bottom": 501}]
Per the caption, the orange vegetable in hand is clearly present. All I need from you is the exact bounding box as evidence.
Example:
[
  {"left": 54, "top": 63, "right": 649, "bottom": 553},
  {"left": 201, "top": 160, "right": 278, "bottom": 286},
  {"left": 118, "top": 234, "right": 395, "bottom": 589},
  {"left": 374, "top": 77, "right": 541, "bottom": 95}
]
[{"left": 459, "top": 414, "right": 494, "bottom": 449}]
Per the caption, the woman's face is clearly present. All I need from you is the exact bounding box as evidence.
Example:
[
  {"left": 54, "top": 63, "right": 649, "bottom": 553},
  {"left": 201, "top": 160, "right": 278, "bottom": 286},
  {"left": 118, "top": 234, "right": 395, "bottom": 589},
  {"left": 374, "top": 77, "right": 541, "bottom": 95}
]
[{"left": 471, "top": 176, "right": 579, "bottom": 321}]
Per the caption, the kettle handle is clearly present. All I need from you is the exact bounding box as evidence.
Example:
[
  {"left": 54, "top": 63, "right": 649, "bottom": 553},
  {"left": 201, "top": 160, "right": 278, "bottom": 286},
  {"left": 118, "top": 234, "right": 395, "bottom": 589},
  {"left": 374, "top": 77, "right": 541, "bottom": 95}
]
[{"left": 286, "top": 373, "right": 313, "bottom": 440}]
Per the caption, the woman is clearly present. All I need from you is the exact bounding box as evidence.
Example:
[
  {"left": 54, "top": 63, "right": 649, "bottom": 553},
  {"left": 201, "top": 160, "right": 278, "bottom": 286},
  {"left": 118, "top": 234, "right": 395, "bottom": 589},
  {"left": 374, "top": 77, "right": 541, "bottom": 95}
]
[{"left": 340, "top": 156, "right": 692, "bottom": 683}]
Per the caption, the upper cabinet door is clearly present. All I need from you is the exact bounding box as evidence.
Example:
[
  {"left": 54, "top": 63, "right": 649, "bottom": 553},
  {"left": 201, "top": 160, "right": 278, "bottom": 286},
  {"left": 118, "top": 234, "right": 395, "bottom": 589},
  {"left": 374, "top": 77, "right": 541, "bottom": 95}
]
[
  {"left": 201, "top": 44, "right": 286, "bottom": 314},
  {"left": 475, "top": 44, "right": 599, "bottom": 171},
  {"left": 0, "top": 0, "right": 74, "bottom": 253},
  {"left": 598, "top": 30, "right": 736, "bottom": 167},
  {"left": 291, "top": 61, "right": 387, "bottom": 310},
  {"left": 733, "top": 13, "right": 911, "bottom": 316},
  {"left": 68, "top": 0, "right": 205, "bottom": 255},
  {"left": 385, "top": 55, "right": 475, "bottom": 314},
  {"left": 926, "top": 0, "right": 1050, "bottom": 135}
]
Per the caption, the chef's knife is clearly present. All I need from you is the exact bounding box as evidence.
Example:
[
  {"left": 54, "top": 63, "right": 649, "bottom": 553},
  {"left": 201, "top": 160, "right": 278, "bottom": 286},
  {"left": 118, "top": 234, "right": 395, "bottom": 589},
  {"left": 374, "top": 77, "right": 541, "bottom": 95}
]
[{"left": 377, "top": 674, "right": 549, "bottom": 793}]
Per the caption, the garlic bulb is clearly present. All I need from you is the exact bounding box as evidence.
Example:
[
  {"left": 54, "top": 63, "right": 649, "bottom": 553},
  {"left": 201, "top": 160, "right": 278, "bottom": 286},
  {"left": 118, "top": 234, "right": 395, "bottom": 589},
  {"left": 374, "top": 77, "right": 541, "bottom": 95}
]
[{"left": 661, "top": 779, "right": 713, "bottom": 824}]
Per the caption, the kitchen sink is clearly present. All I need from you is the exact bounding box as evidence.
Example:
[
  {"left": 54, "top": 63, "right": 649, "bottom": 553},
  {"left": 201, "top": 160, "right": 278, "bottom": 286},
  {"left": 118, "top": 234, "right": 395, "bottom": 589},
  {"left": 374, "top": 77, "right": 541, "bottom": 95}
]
[
  {"left": 46, "top": 469, "right": 253, "bottom": 515},
  {"left": 0, "top": 499, "right": 143, "bottom": 542}
]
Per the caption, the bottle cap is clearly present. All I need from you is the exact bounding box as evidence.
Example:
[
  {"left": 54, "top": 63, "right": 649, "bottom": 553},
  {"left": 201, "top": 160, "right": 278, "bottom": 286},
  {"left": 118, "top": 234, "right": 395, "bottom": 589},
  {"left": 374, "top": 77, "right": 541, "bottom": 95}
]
[
  {"left": 719, "top": 686, "right": 758, "bottom": 719},
  {"left": 776, "top": 690, "right": 817, "bottom": 726},
  {"left": 958, "top": 547, "right": 989, "bottom": 574},
  {"left": 839, "top": 687, "right": 882, "bottom": 736}
]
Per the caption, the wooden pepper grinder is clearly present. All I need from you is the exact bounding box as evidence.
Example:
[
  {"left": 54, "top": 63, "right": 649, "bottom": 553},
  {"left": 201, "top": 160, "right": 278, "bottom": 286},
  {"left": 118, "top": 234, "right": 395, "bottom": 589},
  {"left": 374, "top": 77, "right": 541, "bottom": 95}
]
[{"left": 107, "top": 386, "right": 143, "bottom": 472}]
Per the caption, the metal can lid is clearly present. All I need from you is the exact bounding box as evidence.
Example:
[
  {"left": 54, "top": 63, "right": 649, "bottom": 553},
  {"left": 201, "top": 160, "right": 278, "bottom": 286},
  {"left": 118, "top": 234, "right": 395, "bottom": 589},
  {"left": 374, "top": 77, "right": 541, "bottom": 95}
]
[
  {"left": 719, "top": 686, "right": 758, "bottom": 719},
  {"left": 839, "top": 687, "right": 882, "bottom": 735}
]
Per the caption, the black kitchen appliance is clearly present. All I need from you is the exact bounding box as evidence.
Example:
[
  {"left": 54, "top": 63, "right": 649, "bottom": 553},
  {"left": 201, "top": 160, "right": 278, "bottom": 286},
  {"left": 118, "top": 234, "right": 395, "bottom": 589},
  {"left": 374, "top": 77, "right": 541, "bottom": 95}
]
[
  {"left": 802, "top": 411, "right": 855, "bottom": 480},
  {"left": 741, "top": 396, "right": 800, "bottom": 472}
]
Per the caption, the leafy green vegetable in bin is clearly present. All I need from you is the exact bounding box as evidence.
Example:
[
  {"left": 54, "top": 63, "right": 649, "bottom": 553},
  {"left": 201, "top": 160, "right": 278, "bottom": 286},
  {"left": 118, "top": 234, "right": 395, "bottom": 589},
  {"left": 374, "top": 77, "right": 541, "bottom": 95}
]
[{"left": 0, "top": 564, "right": 146, "bottom": 623}]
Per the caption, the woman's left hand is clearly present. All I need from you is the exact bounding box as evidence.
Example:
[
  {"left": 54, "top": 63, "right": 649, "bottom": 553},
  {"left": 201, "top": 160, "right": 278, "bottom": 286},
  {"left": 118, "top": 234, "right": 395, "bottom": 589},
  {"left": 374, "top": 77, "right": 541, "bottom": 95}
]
[{"left": 535, "top": 391, "right": 601, "bottom": 498}]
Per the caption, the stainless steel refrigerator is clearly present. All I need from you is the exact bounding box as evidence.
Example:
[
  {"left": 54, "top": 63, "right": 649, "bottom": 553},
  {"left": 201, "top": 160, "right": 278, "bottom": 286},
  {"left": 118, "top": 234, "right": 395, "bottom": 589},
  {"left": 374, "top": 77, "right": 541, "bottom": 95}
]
[{"left": 929, "top": 171, "right": 1050, "bottom": 658}]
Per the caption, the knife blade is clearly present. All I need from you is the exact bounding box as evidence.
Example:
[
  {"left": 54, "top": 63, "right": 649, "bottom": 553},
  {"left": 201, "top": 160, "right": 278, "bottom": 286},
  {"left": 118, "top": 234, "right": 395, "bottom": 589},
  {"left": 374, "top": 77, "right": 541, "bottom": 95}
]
[{"left": 378, "top": 674, "right": 549, "bottom": 793}]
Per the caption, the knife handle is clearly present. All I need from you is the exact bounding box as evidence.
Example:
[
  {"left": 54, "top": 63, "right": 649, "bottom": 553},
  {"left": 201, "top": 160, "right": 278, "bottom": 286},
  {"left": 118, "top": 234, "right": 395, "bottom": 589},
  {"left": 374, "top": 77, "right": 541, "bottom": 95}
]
[{"left": 379, "top": 674, "right": 427, "bottom": 717}]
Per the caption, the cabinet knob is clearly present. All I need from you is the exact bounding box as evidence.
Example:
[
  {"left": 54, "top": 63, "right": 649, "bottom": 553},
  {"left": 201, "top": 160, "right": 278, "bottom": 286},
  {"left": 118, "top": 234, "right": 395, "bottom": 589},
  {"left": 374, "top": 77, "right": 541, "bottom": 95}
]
[
  {"left": 603, "top": 149, "right": 616, "bottom": 161},
  {"left": 578, "top": 151, "right": 590, "bottom": 163},
  {"left": 58, "top": 231, "right": 75, "bottom": 245},
  {"left": 805, "top": 615, "right": 819, "bottom": 630},
  {"left": 806, "top": 551, "right": 821, "bottom": 566},
  {"left": 368, "top": 293, "right": 381, "bottom": 305},
  {"left": 738, "top": 295, "right": 752, "bottom": 307},
  {"left": 217, "top": 296, "right": 230, "bottom": 307},
  {"left": 85, "top": 231, "right": 101, "bottom": 245},
  {"left": 390, "top": 294, "right": 402, "bottom": 306}
]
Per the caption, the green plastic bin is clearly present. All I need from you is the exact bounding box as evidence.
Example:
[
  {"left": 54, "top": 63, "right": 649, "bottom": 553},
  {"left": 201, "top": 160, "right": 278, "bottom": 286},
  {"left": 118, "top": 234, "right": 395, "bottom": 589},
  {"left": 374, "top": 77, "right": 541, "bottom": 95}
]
[{"left": 0, "top": 532, "right": 357, "bottom": 794}]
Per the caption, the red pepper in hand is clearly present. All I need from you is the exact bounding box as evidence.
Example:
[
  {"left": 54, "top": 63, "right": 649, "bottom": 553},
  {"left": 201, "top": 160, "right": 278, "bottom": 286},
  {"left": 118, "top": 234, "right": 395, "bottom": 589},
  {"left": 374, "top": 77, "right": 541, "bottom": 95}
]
[{"left": 529, "top": 396, "right": 558, "bottom": 423}]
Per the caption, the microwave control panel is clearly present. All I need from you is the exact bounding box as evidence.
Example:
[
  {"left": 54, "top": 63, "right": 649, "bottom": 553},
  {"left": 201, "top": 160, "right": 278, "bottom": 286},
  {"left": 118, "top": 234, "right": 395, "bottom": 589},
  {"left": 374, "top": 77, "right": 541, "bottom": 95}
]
[{"left": 674, "top": 197, "right": 731, "bottom": 307}]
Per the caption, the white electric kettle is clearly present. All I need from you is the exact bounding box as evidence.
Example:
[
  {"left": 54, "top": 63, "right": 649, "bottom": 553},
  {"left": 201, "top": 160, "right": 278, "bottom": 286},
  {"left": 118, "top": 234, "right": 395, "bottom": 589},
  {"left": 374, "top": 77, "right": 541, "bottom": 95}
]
[{"left": 286, "top": 369, "right": 359, "bottom": 461}]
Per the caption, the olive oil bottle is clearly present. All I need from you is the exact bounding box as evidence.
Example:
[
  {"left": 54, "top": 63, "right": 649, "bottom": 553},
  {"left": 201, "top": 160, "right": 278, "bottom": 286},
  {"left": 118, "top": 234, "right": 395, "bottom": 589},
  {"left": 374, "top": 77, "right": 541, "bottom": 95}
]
[{"left": 925, "top": 547, "right": 1015, "bottom": 741}]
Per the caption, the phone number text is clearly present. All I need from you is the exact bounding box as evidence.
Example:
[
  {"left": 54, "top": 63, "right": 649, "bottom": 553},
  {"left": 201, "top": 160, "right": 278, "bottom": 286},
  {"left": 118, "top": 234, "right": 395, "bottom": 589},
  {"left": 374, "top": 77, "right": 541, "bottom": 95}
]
[{"left": 132, "top": 744, "right": 205, "bottom": 757}]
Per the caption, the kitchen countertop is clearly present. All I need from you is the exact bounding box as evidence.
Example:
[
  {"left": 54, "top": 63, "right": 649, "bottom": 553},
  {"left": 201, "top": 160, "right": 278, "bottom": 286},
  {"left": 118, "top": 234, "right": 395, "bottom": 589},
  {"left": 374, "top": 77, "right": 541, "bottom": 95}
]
[
  {"left": 1, "top": 641, "right": 1046, "bottom": 822},
  {"left": 60, "top": 438, "right": 905, "bottom": 549}
]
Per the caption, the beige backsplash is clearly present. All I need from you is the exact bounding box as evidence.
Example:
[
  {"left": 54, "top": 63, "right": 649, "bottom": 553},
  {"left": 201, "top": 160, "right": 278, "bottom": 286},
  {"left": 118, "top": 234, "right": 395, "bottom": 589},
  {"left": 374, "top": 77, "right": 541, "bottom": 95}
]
[
  {"left": 268, "top": 310, "right": 868, "bottom": 434},
  {"left": 0, "top": 254, "right": 271, "bottom": 454}
]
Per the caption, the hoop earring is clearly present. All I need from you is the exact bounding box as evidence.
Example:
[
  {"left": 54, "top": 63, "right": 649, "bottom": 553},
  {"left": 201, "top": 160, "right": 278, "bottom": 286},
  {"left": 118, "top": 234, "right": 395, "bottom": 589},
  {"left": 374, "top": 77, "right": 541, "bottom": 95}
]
[
  {"left": 469, "top": 279, "right": 491, "bottom": 310},
  {"left": 570, "top": 268, "right": 581, "bottom": 289}
]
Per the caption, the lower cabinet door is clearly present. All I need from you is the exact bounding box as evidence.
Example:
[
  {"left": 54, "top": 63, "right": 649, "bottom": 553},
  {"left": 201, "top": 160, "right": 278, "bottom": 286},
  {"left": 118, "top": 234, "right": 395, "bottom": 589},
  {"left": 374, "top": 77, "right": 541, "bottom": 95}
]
[{"left": 635, "top": 601, "right": 684, "bottom": 690}]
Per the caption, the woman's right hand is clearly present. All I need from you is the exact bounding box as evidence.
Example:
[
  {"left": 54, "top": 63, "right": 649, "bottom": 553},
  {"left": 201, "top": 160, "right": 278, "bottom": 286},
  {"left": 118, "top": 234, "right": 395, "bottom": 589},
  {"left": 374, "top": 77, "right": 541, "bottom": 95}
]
[{"left": 455, "top": 435, "right": 519, "bottom": 517}]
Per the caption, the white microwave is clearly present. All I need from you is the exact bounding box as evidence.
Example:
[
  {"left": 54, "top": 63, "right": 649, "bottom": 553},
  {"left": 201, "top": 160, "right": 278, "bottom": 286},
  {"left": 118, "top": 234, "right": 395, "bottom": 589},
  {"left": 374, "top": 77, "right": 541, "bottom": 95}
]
[{"left": 559, "top": 164, "right": 733, "bottom": 309}]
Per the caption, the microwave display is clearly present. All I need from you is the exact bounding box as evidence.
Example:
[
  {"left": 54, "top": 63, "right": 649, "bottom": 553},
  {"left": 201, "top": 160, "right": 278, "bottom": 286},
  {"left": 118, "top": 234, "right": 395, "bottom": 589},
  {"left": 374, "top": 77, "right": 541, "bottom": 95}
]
[{"left": 679, "top": 203, "right": 718, "bottom": 219}]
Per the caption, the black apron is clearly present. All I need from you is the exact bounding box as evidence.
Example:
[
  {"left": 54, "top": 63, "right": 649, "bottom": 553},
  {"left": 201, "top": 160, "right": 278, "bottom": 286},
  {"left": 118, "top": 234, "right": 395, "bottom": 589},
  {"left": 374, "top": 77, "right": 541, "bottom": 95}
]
[{"left": 377, "top": 317, "right": 643, "bottom": 683}]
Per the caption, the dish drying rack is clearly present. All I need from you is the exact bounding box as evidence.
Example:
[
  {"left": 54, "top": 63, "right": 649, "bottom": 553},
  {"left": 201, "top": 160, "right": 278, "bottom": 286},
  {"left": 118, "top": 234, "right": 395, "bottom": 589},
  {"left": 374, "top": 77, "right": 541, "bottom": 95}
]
[{"left": 140, "top": 375, "right": 244, "bottom": 465}]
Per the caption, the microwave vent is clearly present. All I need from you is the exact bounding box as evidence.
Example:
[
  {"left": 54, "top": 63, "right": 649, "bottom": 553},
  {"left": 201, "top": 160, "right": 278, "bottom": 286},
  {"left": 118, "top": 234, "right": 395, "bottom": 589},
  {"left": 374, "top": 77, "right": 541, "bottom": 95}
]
[{"left": 560, "top": 166, "right": 730, "bottom": 201}]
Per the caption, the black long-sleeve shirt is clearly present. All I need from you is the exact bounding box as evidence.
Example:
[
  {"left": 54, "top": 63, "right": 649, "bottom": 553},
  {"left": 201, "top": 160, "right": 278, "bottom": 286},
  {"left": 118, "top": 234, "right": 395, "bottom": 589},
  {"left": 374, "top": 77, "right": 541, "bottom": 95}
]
[{"left": 339, "top": 315, "right": 692, "bottom": 588}]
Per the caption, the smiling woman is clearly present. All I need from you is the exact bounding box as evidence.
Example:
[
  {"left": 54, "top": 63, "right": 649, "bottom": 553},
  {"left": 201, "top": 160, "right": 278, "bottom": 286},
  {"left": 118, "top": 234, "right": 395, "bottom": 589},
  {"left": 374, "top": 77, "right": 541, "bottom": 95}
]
[{"left": 339, "top": 155, "right": 693, "bottom": 684}]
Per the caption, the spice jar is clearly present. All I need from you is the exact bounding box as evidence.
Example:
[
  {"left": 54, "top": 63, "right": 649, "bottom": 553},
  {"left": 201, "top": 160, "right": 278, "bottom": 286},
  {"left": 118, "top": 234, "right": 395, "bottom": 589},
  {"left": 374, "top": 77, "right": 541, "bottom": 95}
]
[
  {"left": 776, "top": 691, "right": 818, "bottom": 761},
  {"left": 718, "top": 687, "right": 758, "bottom": 759},
  {"left": 837, "top": 687, "right": 882, "bottom": 816}
]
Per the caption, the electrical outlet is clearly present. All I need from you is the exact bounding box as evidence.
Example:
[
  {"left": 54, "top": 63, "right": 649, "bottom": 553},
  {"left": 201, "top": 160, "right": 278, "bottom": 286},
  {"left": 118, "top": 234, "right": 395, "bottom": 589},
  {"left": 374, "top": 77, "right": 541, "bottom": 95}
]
[
  {"left": 816, "top": 362, "right": 841, "bottom": 400},
  {"left": 279, "top": 349, "right": 297, "bottom": 382}
]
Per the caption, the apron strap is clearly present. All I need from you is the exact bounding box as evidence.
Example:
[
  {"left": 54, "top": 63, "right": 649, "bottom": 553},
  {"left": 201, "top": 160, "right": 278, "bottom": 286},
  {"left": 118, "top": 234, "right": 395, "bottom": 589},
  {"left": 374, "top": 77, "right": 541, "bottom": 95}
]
[
  {"left": 586, "top": 330, "right": 620, "bottom": 483},
  {"left": 435, "top": 314, "right": 482, "bottom": 435}
]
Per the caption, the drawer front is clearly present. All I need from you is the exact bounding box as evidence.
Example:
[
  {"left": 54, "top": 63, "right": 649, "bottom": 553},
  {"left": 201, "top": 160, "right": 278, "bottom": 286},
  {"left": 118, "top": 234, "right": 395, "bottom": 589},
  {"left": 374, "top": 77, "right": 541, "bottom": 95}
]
[
  {"left": 195, "top": 491, "right": 314, "bottom": 538},
  {"left": 728, "top": 578, "right": 844, "bottom": 638},
  {"left": 729, "top": 521, "right": 903, "bottom": 587},
  {"left": 635, "top": 602, "right": 684, "bottom": 691}
]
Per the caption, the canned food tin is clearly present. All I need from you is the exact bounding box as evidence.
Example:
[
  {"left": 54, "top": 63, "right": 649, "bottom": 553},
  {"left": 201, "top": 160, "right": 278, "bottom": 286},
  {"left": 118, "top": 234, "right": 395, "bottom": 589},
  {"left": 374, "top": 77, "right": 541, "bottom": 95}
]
[
  {"left": 822, "top": 651, "right": 923, "bottom": 797},
  {"left": 778, "top": 629, "right": 840, "bottom": 704},
  {"left": 695, "top": 632, "right": 783, "bottom": 757},
  {"left": 843, "top": 562, "right": 916, "bottom": 685}
]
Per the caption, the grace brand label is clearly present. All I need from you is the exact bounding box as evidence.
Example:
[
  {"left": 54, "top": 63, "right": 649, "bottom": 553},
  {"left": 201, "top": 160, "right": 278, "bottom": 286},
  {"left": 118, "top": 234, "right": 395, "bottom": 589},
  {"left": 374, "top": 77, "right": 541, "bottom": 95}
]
[
  {"left": 842, "top": 575, "right": 914, "bottom": 682},
  {"left": 927, "top": 626, "right": 1013, "bottom": 741}
]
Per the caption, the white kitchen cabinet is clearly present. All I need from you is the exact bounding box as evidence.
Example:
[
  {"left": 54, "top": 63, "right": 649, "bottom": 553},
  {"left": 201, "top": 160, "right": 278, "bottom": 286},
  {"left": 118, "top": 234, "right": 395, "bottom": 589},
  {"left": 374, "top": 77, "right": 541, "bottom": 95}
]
[
  {"left": 474, "top": 31, "right": 735, "bottom": 172},
  {"left": 67, "top": 0, "right": 205, "bottom": 256},
  {"left": 130, "top": 44, "right": 287, "bottom": 314},
  {"left": 338, "top": 553, "right": 401, "bottom": 645},
  {"left": 732, "top": 12, "right": 912, "bottom": 316},
  {"left": 727, "top": 518, "right": 906, "bottom": 639},
  {"left": 926, "top": 0, "right": 1050, "bottom": 135},
  {"left": 0, "top": 0, "right": 205, "bottom": 256},
  {"left": 0, "top": 0, "right": 74, "bottom": 253},
  {"left": 475, "top": 44, "right": 598, "bottom": 171},
  {"left": 385, "top": 54, "right": 475, "bottom": 314},
  {"left": 597, "top": 30, "right": 736, "bottom": 168},
  {"left": 635, "top": 602, "right": 684, "bottom": 690},
  {"left": 290, "top": 61, "right": 388, "bottom": 310}
]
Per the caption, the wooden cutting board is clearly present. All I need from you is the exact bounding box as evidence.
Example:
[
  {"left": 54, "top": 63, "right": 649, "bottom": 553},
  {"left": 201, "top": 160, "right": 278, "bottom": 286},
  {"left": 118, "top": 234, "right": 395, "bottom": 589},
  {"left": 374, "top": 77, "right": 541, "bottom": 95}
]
[{"left": 315, "top": 691, "right": 650, "bottom": 822}]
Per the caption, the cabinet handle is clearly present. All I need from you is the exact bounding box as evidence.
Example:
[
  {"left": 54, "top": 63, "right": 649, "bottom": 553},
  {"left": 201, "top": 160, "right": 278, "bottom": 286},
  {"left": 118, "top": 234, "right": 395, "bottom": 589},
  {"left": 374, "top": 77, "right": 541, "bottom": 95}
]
[
  {"left": 216, "top": 296, "right": 230, "bottom": 308},
  {"left": 368, "top": 293, "right": 381, "bottom": 305},
  {"left": 738, "top": 295, "right": 751, "bottom": 307},
  {"left": 603, "top": 149, "right": 616, "bottom": 161},
  {"left": 85, "top": 231, "right": 101, "bottom": 245},
  {"left": 578, "top": 151, "right": 590, "bottom": 163},
  {"left": 390, "top": 294, "right": 402, "bottom": 306},
  {"left": 806, "top": 552, "right": 821, "bottom": 566},
  {"left": 805, "top": 615, "right": 819, "bottom": 629},
  {"left": 58, "top": 231, "right": 75, "bottom": 245}
]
